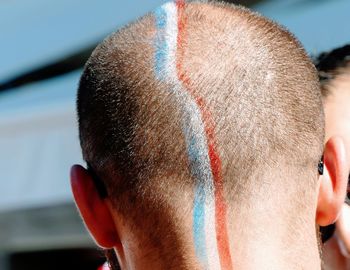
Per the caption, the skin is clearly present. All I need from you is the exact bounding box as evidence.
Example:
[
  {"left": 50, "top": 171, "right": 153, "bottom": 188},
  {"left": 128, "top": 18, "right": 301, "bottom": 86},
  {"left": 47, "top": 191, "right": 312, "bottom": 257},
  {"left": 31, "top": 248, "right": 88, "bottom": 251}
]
[
  {"left": 323, "top": 68, "right": 350, "bottom": 270},
  {"left": 324, "top": 68, "right": 350, "bottom": 158}
]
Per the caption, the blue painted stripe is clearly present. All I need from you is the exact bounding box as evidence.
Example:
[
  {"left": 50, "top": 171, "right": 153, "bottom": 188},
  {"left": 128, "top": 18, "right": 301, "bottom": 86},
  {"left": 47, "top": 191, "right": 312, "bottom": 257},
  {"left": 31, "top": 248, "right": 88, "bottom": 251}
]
[
  {"left": 154, "top": 4, "right": 211, "bottom": 268},
  {"left": 184, "top": 108, "right": 210, "bottom": 268},
  {"left": 193, "top": 184, "right": 208, "bottom": 266},
  {"left": 154, "top": 6, "right": 167, "bottom": 80}
]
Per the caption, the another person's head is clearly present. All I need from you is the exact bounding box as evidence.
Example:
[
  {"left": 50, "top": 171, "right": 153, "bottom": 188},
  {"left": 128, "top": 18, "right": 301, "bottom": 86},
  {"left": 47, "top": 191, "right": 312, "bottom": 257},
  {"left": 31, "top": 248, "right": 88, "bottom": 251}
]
[
  {"left": 316, "top": 45, "right": 350, "bottom": 158},
  {"left": 315, "top": 45, "right": 350, "bottom": 269},
  {"left": 71, "top": 2, "right": 349, "bottom": 269}
]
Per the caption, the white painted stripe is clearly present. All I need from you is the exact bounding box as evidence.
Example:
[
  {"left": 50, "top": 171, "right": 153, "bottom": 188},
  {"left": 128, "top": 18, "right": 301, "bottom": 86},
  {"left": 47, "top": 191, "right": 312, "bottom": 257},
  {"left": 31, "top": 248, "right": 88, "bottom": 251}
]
[{"left": 205, "top": 197, "right": 221, "bottom": 269}]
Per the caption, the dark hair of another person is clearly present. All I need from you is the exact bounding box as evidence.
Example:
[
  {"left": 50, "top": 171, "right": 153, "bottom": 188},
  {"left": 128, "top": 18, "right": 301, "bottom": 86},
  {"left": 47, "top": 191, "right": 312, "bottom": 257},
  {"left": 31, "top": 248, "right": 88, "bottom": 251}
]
[{"left": 314, "top": 44, "right": 350, "bottom": 96}]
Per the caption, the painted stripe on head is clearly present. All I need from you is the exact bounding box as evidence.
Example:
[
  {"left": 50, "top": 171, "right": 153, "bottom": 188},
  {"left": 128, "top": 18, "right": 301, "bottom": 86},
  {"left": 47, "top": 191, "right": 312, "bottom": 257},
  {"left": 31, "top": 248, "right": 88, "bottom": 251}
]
[{"left": 154, "top": 1, "right": 233, "bottom": 269}]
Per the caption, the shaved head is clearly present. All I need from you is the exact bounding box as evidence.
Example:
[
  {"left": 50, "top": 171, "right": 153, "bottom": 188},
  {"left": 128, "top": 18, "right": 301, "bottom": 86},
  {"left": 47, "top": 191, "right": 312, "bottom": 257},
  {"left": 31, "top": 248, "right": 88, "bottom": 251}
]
[{"left": 77, "top": 1, "right": 323, "bottom": 268}]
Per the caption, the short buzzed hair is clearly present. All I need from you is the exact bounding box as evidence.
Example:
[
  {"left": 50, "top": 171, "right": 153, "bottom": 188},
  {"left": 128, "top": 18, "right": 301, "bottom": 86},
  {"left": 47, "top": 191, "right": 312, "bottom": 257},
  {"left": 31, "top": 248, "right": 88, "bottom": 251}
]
[{"left": 77, "top": 0, "right": 323, "bottom": 241}]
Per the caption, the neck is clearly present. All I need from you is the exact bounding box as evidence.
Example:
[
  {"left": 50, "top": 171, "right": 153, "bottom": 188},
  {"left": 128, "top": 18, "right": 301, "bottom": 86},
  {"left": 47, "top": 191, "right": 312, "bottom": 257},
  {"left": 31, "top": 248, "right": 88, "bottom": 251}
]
[
  {"left": 114, "top": 211, "right": 321, "bottom": 270},
  {"left": 225, "top": 194, "right": 322, "bottom": 270},
  {"left": 228, "top": 216, "right": 321, "bottom": 270}
]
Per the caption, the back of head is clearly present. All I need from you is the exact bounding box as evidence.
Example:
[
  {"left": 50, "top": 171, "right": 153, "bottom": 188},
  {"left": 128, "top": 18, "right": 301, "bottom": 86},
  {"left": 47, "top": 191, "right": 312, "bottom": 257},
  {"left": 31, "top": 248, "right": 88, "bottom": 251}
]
[{"left": 77, "top": 1, "right": 323, "bottom": 268}]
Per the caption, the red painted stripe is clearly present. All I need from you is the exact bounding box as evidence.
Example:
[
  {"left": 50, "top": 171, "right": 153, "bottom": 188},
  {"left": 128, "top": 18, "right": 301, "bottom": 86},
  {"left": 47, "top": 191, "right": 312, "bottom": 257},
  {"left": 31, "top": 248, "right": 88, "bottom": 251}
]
[{"left": 175, "top": 1, "right": 233, "bottom": 269}]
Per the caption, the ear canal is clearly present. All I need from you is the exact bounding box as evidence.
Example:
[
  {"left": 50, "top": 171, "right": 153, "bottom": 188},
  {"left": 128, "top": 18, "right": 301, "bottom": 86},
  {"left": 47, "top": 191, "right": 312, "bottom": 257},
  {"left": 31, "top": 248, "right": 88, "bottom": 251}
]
[{"left": 318, "top": 156, "right": 324, "bottom": 175}]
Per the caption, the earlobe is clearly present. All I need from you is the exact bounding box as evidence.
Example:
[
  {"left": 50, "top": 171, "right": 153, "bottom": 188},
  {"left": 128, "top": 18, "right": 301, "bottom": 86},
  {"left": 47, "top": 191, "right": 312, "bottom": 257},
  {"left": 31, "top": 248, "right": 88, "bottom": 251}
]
[
  {"left": 70, "top": 165, "right": 120, "bottom": 248},
  {"left": 316, "top": 136, "right": 349, "bottom": 226}
]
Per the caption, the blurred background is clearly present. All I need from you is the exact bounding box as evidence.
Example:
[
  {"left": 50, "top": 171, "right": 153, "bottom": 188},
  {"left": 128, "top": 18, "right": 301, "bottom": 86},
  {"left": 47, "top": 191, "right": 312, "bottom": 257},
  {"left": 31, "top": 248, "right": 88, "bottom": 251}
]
[{"left": 0, "top": 0, "right": 349, "bottom": 269}]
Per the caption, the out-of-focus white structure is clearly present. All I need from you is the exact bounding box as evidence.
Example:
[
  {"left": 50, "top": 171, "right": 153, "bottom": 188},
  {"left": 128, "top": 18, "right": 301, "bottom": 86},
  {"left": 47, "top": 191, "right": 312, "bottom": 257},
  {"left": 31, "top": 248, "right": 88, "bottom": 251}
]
[
  {"left": 0, "top": 1, "right": 167, "bottom": 266},
  {"left": 0, "top": 0, "right": 349, "bottom": 268}
]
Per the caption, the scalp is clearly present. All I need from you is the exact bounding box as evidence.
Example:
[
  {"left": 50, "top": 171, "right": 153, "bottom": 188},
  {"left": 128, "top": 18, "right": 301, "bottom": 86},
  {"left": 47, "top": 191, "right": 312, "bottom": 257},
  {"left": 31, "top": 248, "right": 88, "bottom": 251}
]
[{"left": 77, "top": 0, "right": 323, "bottom": 243}]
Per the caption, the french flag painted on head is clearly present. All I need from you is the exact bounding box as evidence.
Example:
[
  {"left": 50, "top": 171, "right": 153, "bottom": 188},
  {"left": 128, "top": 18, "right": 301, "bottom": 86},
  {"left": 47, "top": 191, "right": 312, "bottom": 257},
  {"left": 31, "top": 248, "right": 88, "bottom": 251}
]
[{"left": 154, "top": 1, "right": 233, "bottom": 269}]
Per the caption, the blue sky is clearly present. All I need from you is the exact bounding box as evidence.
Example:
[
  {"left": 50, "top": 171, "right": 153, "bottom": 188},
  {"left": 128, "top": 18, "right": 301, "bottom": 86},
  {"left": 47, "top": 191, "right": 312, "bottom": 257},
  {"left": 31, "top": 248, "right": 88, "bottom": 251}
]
[{"left": 1, "top": 0, "right": 349, "bottom": 82}]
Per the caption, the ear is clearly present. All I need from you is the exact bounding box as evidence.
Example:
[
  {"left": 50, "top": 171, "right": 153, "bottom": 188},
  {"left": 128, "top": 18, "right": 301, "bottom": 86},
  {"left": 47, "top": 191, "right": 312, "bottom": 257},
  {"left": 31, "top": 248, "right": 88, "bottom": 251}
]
[
  {"left": 70, "top": 164, "right": 120, "bottom": 248},
  {"left": 316, "top": 136, "right": 349, "bottom": 226}
]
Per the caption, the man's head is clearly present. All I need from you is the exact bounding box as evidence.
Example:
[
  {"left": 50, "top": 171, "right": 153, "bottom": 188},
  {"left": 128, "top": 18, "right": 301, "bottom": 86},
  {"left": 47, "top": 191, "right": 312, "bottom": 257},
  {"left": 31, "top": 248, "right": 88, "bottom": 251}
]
[
  {"left": 71, "top": 2, "right": 349, "bottom": 269},
  {"left": 315, "top": 45, "right": 350, "bottom": 268}
]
